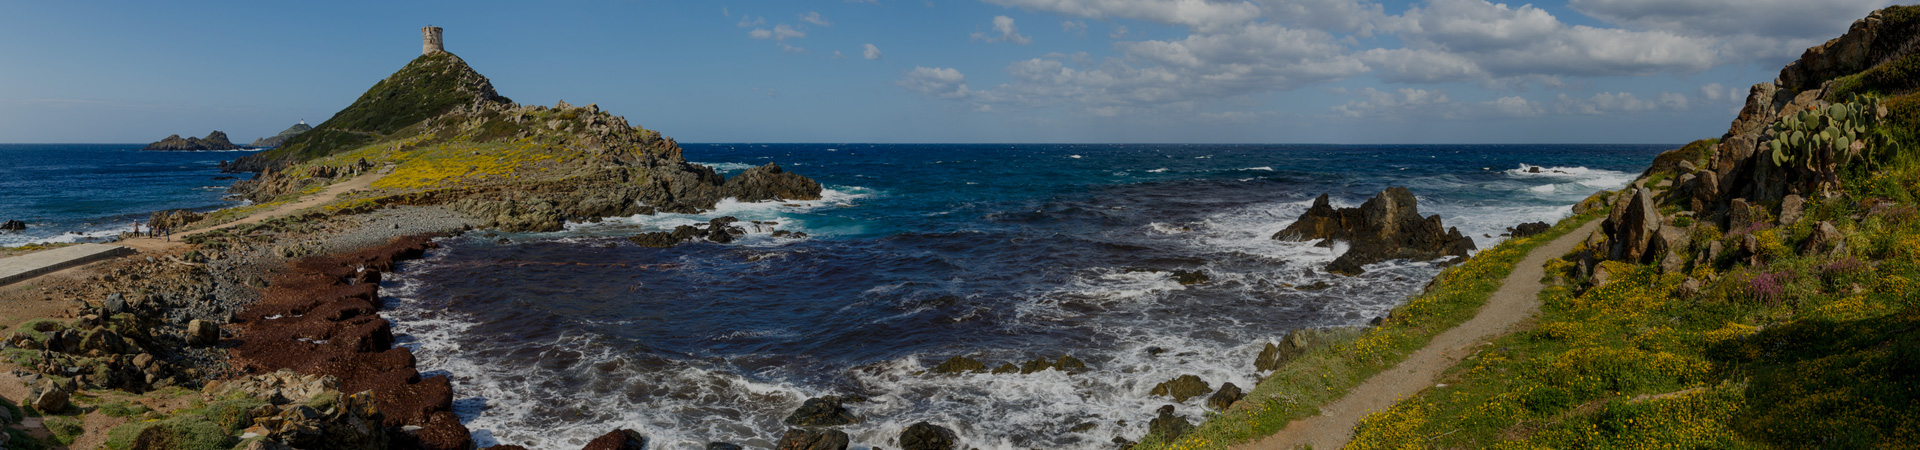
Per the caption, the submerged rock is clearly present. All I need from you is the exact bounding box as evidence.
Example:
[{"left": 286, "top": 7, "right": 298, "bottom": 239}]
[
  {"left": 930, "top": 356, "right": 987, "bottom": 374},
  {"left": 582, "top": 429, "right": 647, "bottom": 450},
  {"left": 1170, "top": 270, "right": 1211, "bottom": 285},
  {"left": 899, "top": 422, "right": 960, "bottom": 450},
  {"left": 1149, "top": 375, "right": 1212, "bottom": 402},
  {"left": 777, "top": 428, "right": 850, "bottom": 450},
  {"left": 784, "top": 396, "right": 859, "bottom": 427},
  {"left": 1273, "top": 188, "right": 1476, "bottom": 276}
]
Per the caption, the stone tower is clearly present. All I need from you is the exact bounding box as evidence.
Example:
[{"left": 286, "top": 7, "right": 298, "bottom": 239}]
[{"left": 422, "top": 26, "right": 444, "bottom": 55}]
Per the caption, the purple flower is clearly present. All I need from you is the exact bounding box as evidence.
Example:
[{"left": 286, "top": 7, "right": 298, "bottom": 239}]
[{"left": 1748, "top": 271, "right": 1792, "bottom": 303}]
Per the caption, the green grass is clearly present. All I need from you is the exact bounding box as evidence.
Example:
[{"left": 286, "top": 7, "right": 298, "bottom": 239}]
[
  {"left": 98, "top": 399, "right": 152, "bottom": 418},
  {"left": 1132, "top": 209, "right": 1606, "bottom": 449},
  {"left": 1339, "top": 139, "right": 1920, "bottom": 448},
  {"left": 44, "top": 415, "right": 84, "bottom": 445},
  {"left": 253, "top": 52, "right": 509, "bottom": 165}
]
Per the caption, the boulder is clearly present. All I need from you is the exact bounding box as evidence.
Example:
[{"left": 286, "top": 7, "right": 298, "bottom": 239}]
[
  {"left": 1509, "top": 222, "right": 1550, "bottom": 238},
  {"left": 187, "top": 319, "right": 220, "bottom": 346},
  {"left": 1206, "top": 382, "right": 1244, "bottom": 410},
  {"left": 899, "top": 422, "right": 960, "bottom": 450},
  {"left": 707, "top": 443, "right": 745, "bottom": 450},
  {"left": 1802, "top": 221, "right": 1846, "bottom": 256},
  {"left": 1688, "top": 168, "right": 1720, "bottom": 212},
  {"left": 148, "top": 209, "right": 207, "bottom": 230},
  {"left": 930, "top": 356, "right": 986, "bottom": 374},
  {"left": 777, "top": 428, "right": 850, "bottom": 450},
  {"left": 784, "top": 396, "right": 858, "bottom": 427},
  {"left": 1147, "top": 405, "right": 1193, "bottom": 442},
  {"left": 1779, "top": 194, "right": 1806, "bottom": 226},
  {"left": 1602, "top": 188, "right": 1662, "bottom": 262},
  {"left": 1254, "top": 330, "right": 1314, "bottom": 372},
  {"left": 1149, "top": 375, "right": 1211, "bottom": 402},
  {"left": 582, "top": 429, "right": 647, "bottom": 450},
  {"left": 629, "top": 225, "right": 703, "bottom": 248},
  {"left": 34, "top": 385, "right": 70, "bottom": 412},
  {"left": 0, "top": 220, "right": 24, "bottom": 232},
  {"left": 723, "top": 163, "right": 824, "bottom": 202},
  {"left": 1273, "top": 188, "right": 1476, "bottom": 276}
]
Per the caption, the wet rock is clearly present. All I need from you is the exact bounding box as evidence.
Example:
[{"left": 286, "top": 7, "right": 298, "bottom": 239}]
[
  {"left": 1170, "top": 270, "right": 1210, "bottom": 285},
  {"left": 899, "top": 422, "right": 960, "bottom": 450},
  {"left": 784, "top": 396, "right": 859, "bottom": 427},
  {"left": 1147, "top": 405, "right": 1193, "bottom": 442},
  {"left": 1273, "top": 188, "right": 1476, "bottom": 276},
  {"left": 930, "top": 356, "right": 986, "bottom": 374},
  {"left": 187, "top": 319, "right": 219, "bottom": 346},
  {"left": 707, "top": 443, "right": 745, "bottom": 450},
  {"left": 1149, "top": 375, "right": 1212, "bottom": 402},
  {"left": 629, "top": 225, "right": 703, "bottom": 248},
  {"left": 582, "top": 429, "right": 648, "bottom": 450},
  {"left": 723, "top": 163, "right": 825, "bottom": 202},
  {"left": 777, "top": 428, "right": 850, "bottom": 450},
  {"left": 1206, "top": 382, "right": 1244, "bottom": 410},
  {"left": 0, "top": 220, "right": 24, "bottom": 232},
  {"left": 1802, "top": 221, "right": 1846, "bottom": 256},
  {"left": 1054, "top": 355, "right": 1089, "bottom": 373},
  {"left": 1294, "top": 281, "right": 1332, "bottom": 291},
  {"left": 990, "top": 363, "right": 1019, "bottom": 374},
  {"left": 1509, "top": 222, "right": 1550, "bottom": 238},
  {"left": 705, "top": 217, "right": 746, "bottom": 244}
]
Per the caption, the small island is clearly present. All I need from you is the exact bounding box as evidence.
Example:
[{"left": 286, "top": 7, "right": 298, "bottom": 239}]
[{"left": 142, "top": 130, "right": 243, "bottom": 151}]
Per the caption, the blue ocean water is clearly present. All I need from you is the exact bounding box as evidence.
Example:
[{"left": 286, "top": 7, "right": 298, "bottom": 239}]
[
  {"left": 380, "top": 144, "right": 1670, "bottom": 450},
  {"left": 0, "top": 144, "right": 259, "bottom": 247}
]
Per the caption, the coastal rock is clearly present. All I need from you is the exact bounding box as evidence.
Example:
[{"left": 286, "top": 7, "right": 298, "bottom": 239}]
[
  {"left": 1509, "top": 222, "right": 1550, "bottom": 238},
  {"left": 777, "top": 428, "right": 850, "bottom": 450},
  {"left": 899, "top": 422, "right": 960, "bottom": 450},
  {"left": 1273, "top": 188, "right": 1476, "bottom": 276},
  {"left": 707, "top": 443, "right": 745, "bottom": 450},
  {"left": 1206, "top": 382, "right": 1244, "bottom": 410},
  {"left": 629, "top": 225, "right": 703, "bottom": 248},
  {"left": 1147, "top": 405, "right": 1194, "bottom": 442},
  {"left": 251, "top": 121, "right": 314, "bottom": 148},
  {"left": 1170, "top": 270, "right": 1210, "bottom": 285},
  {"left": 582, "top": 429, "right": 648, "bottom": 450},
  {"left": 34, "top": 384, "right": 70, "bottom": 412},
  {"left": 187, "top": 319, "right": 219, "bottom": 345},
  {"left": 784, "top": 396, "right": 859, "bottom": 427},
  {"left": 722, "top": 163, "right": 825, "bottom": 202},
  {"left": 149, "top": 209, "right": 208, "bottom": 231},
  {"left": 930, "top": 356, "right": 986, "bottom": 374},
  {"left": 1149, "top": 375, "right": 1211, "bottom": 402},
  {"left": 143, "top": 131, "right": 244, "bottom": 151},
  {"left": 0, "top": 220, "right": 24, "bottom": 232},
  {"left": 1254, "top": 330, "right": 1314, "bottom": 372},
  {"left": 1602, "top": 188, "right": 1662, "bottom": 263}
]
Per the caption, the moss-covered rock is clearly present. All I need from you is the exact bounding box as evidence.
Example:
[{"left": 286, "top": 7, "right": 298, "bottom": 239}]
[{"left": 930, "top": 356, "right": 987, "bottom": 374}]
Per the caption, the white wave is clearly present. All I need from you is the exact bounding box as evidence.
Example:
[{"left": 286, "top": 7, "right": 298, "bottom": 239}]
[
  {"left": 0, "top": 226, "right": 129, "bottom": 248},
  {"left": 1241, "top": 167, "right": 1274, "bottom": 171},
  {"left": 1069, "top": 155, "right": 1083, "bottom": 159},
  {"left": 1147, "top": 168, "right": 1168, "bottom": 173},
  {"left": 693, "top": 162, "right": 759, "bottom": 172},
  {"left": 552, "top": 187, "right": 875, "bottom": 240},
  {"left": 1528, "top": 184, "right": 1556, "bottom": 193}
]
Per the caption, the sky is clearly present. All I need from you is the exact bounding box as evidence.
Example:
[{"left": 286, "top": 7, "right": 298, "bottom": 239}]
[{"left": 0, "top": 0, "right": 1903, "bottom": 144}]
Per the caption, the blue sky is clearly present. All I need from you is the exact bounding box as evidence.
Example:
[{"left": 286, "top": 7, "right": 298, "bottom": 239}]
[{"left": 0, "top": 0, "right": 1901, "bottom": 144}]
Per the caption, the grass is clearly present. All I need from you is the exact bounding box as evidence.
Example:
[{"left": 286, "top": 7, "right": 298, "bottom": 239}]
[
  {"left": 254, "top": 52, "right": 508, "bottom": 165},
  {"left": 1132, "top": 208, "right": 1605, "bottom": 450},
  {"left": 1337, "top": 137, "right": 1920, "bottom": 448}
]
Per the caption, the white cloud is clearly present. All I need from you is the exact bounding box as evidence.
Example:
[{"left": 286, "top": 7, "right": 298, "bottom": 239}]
[
  {"left": 900, "top": 67, "right": 974, "bottom": 99},
  {"left": 981, "top": 0, "right": 1264, "bottom": 32},
  {"left": 1332, "top": 87, "right": 1545, "bottom": 119},
  {"left": 1062, "top": 20, "right": 1088, "bottom": 36},
  {"left": 1109, "top": 25, "right": 1130, "bottom": 39},
  {"left": 1551, "top": 91, "right": 1692, "bottom": 115},
  {"left": 1699, "top": 82, "right": 1726, "bottom": 101},
  {"left": 751, "top": 24, "right": 806, "bottom": 41},
  {"left": 864, "top": 43, "right": 884, "bottom": 60},
  {"left": 1569, "top": 0, "right": 1896, "bottom": 62},
  {"left": 800, "top": 12, "right": 833, "bottom": 27},
  {"left": 737, "top": 16, "right": 764, "bottom": 28},
  {"left": 1358, "top": 48, "right": 1485, "bottom": 84},
  {"left": 1388, "top": 0, "right": 1719, "bottom": 80},
  {"left": 973, "top": 16, "right": 1035, "bottom": 44}
]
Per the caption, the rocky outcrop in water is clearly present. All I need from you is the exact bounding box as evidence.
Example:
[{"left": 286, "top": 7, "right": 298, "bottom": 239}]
[
  {"left": 778, "top": 428, "right": 850, "bottom": 450},
  {"left": 581, "top": 429, "right": 648, "bottom": 450},
  {"left": 900, "top": 422, "right": 960, "bottom": 450},
  {"left": 251, "top": 121, "right": 314, "bottom": 148},
  {"left": 1274, "top": 188, "right": 1477, "bottom": 275},
  {"left": 784, "top": 395, "right": 860, "bottom": 427},
  {"left": 144, "top": 131, "right": 244, "bottom": 151},
  {"left": 1149, "top": 374, "right": 1212, "bottom": 402},
  {"left": 0, "top": 220, "right": 23, "bottom": 232}
]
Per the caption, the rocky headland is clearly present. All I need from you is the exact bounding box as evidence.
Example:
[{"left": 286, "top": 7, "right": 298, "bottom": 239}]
[
  {"left": 250, "top": 121, "right": 313, "bottom": 148},
  {"left": 142, "top": 131, "right": 244, "bottom": 151}
]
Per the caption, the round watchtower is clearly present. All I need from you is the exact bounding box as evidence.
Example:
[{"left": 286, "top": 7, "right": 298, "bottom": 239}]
[{"left": 422, "top": 26, "right": 445, "bottom": 55}]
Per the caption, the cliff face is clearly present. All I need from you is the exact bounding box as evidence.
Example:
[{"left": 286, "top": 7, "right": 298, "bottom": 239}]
[
  {"left": 142, "top": 131, "right": 243, "bottom": 151},
  {"left": 224, "top": 51, "right": 824, "bottom": 232},
  {"left": 249, "top": 122, "right": 313, "bottom": 148}
]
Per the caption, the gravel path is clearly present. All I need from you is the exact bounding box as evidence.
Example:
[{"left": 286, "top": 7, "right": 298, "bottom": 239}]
[{"left": 1237, "top": 218, "right": 1601, "bottom": 450}]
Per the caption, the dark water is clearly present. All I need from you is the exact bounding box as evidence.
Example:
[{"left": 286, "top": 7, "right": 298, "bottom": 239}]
[
  {"left": 0, "top": 144, "right": 259, "bottom": 247},
  {"left": 381, "top": 144, "right": 1668, "bottom": 449}
]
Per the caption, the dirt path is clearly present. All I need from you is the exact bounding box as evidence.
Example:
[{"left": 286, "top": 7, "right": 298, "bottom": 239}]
[
  {"left": 1238, "top": 218, "right": 1601, "bottom": 450},
  {"left": 118, "top": 169, "right": 385, "bottom": 253}
]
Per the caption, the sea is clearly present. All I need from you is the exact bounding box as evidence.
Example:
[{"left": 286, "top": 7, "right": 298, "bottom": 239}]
[
  {"left": 0, "top": 143, "right": 1665, "bottom": 449},
  {"left": 370, "top": 144, "right": 1668, "bottom": 450},
  {"left": 0, "top": 144, "right": 260, "bottom": 247}
]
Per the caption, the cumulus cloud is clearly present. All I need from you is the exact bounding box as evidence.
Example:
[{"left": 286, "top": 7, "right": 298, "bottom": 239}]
[
  {"left": 1570, "top": 0, "right": 1895, "bottom": 63},
  {"left": 750, "top": 24, "right": 806, "bottom": 41},
  {"left": 973, "top": 16, "right": 1035, "bottom": 44},
  {"left": 1386, "top": 0, "right": 1718, "bottom": 80},
  {"left": 864, "top": 43, "right": 884, "bottom": 60},
  {"left": 900, "top": 67, "right": 973, "bottom": 99},
  {"left": 1332, "top": 87, "right": 1544, "bottom": 119},
  {"left": 1062, "top": 20, "right": 1089, "bottom": 36},
  {"left": 1551, "top": 91, "right": 1691, "bottom": 115}
]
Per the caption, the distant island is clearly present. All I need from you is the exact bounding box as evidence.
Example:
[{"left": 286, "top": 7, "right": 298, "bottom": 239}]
[
  {"left": 142, "top": 130, "right": 243, "bottom": 151},
  {"left": 249, "top": 120, "right": 312, "bottom": 148}
]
